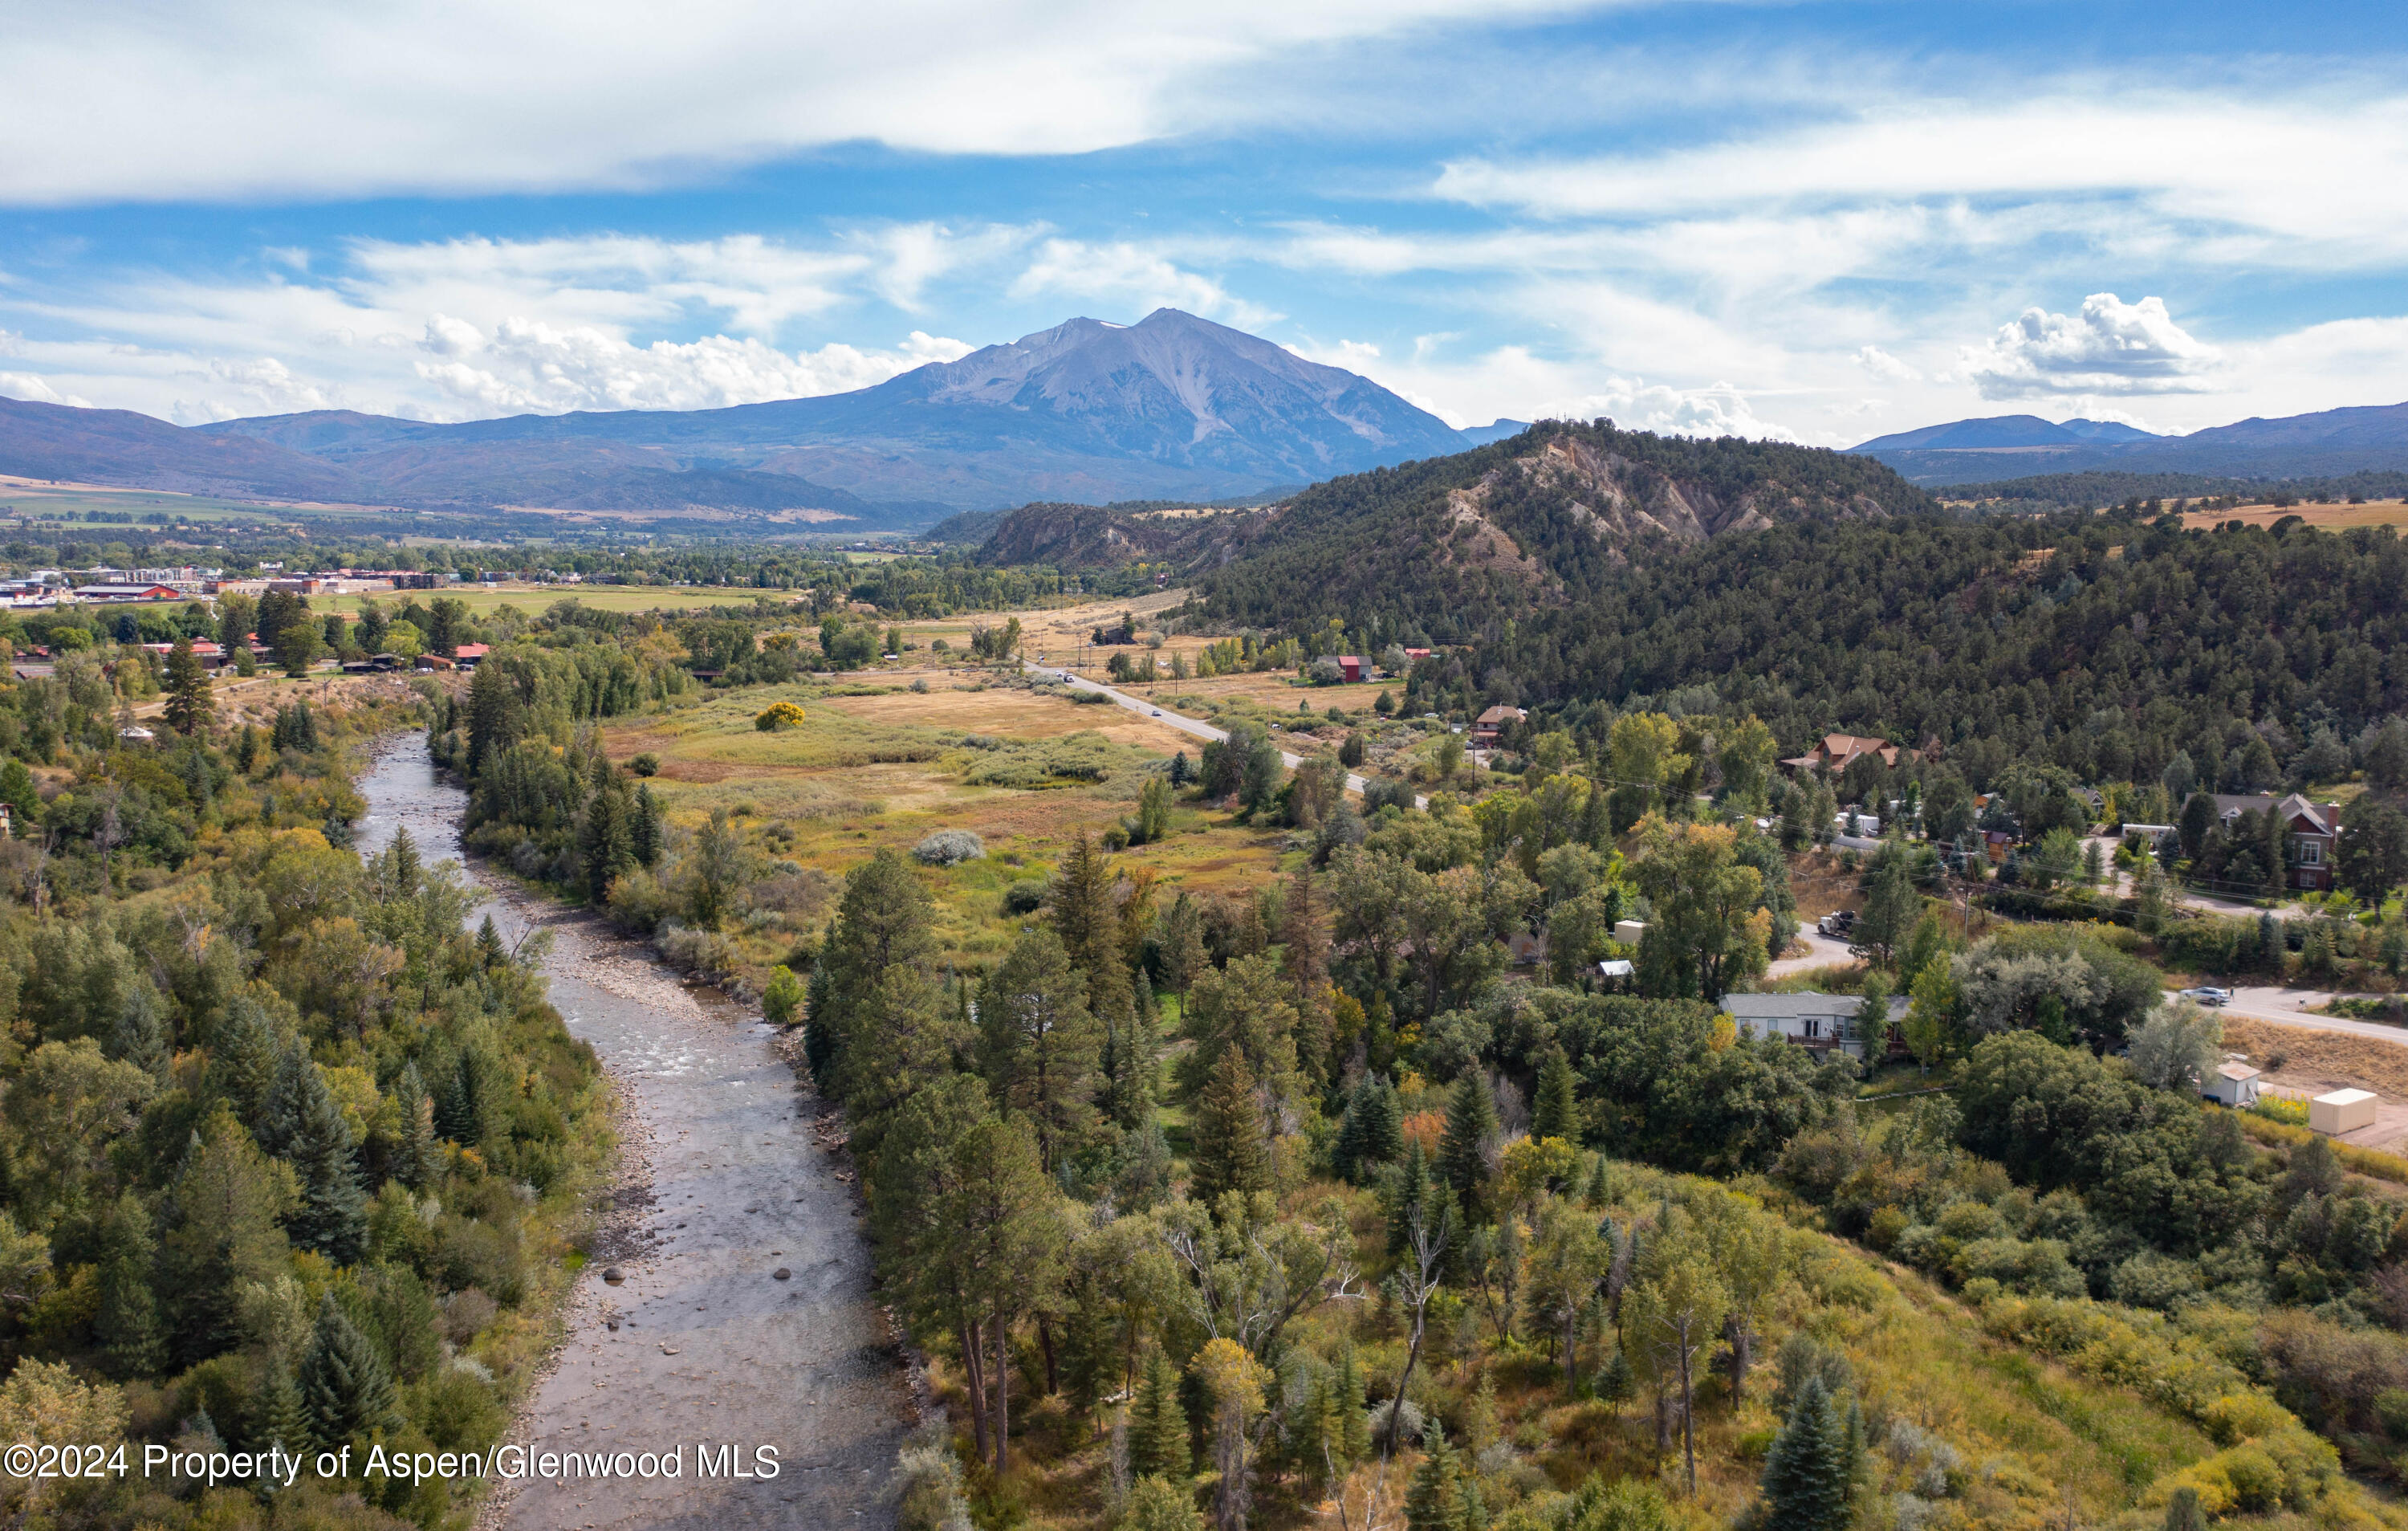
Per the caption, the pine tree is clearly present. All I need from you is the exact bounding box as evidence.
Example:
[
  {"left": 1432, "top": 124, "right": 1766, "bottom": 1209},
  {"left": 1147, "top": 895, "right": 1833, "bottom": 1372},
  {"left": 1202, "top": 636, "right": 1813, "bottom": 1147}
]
[
  {"left": 633, "top": 783, "right": 664, "bottom": 866},
  {"left": 108, "top": 985, "right": 171, "bottom": 1082},
  {"left": 95, "top": 1193, "right": 164, "bottom": 1378},
  {"left": 975, "top": 927, "right": 1102, "bottom": 1171},
  {"left": 286, "top": 1061, "right": 367, "bottom": 1264},
  {"left": 1361, "top": 1074, "right": 1405, "bottom": 1173},
  {"left": 576, "top": 773, "right": 636, "bottom": 901},
  {"left": 1404, "top": 1423, "right": 1466, "bottom": 1531},
  {"left": 236, "top": 723, "right": 261, "bottom": 774},
  {"left": 299, "top": 1294, "right": 395, "bottom": 1445},
  {"left": 1333, "top": 1341, "right": 1370, "bottom": 1466},
  {"left": 393, "top": 1062, "right": 438, "bottom": 1190},
  {"left": 163, "top": 637, "right": 214, "bottom": 735},
  {"left": 1438, "top": 1072, "right": 1499, "bottom": 1221},
  {"left": 1759, "top": 1374, "right": 1852, "bottom": 1531},
  {"left": 1190, "top": 1048, "right": 1269, "bottom": 1205},
  {"left": 1531, "top": 1048, "right": 1578, "bottom": 1142},
  {"left": 254, "top": 1362, "right": 314, "bottom": 1457},
  {"left": 1593, "top": 1346, "right": 1636, "bottom": 1419},
  {"left": 475, "top": 914, "right": 506, "bottom": 968},
  {"left": 1385, "top": 1138, "right": 1442, "bottom": 1262}
]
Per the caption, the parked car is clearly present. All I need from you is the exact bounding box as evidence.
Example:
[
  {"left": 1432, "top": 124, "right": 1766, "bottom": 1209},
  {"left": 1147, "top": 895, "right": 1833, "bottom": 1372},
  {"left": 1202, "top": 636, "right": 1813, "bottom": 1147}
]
[
  {"left": 2179, "top": 987, "right": 2233, "bottom": 1007},
  {"left": 1150, "top": 709, "right": 1161, "bottom": 716},
  {"left": 1817, "top": 911, "right": 1858, "bottom": 938}
]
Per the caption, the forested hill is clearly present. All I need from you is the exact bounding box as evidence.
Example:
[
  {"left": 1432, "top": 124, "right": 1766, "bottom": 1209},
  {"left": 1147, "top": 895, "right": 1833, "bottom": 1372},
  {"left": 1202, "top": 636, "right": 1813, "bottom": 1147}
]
[
  {"left": 1190, "top": 420, "right": 1935, "bottom": 642},
  {"left": 1418, "top": 509, "right": 2408, "bottom": 786}
]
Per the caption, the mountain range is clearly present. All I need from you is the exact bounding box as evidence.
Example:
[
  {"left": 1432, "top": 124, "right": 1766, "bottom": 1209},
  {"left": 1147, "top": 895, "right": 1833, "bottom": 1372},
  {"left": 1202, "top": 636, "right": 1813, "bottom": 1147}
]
[
  {"left": 1849, "top": 403, "right": 2408, "bottom": 486},
  {"left": 0, "top": 310, "right": 1515, "bottom": 527}
]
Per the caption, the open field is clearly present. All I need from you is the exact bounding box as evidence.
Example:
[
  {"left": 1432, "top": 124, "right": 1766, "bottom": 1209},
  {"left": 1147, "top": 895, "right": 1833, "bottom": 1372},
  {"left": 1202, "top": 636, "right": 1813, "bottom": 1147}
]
[
  {"left": 599, "top": 674, "right": 1291, "bottom": 975},
  {"left": 2179, "top": 497, "right": 2408, "bottom": 531},
  {"left": 315, "top": 581, "right": 795, "bottom": 617}
]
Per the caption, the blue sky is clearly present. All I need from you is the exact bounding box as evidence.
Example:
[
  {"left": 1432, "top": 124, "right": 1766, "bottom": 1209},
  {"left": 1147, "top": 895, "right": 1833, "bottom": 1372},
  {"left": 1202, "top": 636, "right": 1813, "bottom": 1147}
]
[{"left": 4, "top": 0, "right": 2406, "bottom": 446}]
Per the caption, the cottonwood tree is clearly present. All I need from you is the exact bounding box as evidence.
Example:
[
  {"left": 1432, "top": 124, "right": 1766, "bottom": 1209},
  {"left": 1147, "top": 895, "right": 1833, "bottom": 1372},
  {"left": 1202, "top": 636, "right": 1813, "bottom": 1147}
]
[
  {"left": 1629, "top": 816, "right": 1770, "bottom": 1003},
  {"left": 1624, "top": 1215, "right": 1727, "bottom": 1496}
]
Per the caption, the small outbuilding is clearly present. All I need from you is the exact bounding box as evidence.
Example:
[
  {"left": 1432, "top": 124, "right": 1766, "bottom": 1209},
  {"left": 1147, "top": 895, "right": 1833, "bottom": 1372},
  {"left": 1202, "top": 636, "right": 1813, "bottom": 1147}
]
[
  {"left": 1613, "top": 919, "right": 1648, "bottom": 946},
  {"left": 2208, "top": 1061, "right": 2261, "bottom": 1108},
  {"left": 2311, "top": 1089, "right": 2377, "bottom": 1135}
]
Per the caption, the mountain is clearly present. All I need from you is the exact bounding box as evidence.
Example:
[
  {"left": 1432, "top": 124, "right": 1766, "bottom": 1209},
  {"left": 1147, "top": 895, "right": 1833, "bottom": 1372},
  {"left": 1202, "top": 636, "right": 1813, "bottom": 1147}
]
[
  {"left": 1153, "top": 420, "right": 1935, "bottom": 640},
  {"left": 1852, "top": 401, "right": 2408, "bottom": 486},
  {"left": 167, "top": 308, "right": 1470, "bottom": 519},
  {"left": 0, "top": 310, "right": 1478, "bottom": 524},
  {"left": 0, "top": 396, "right": 364, "bottom": 501},
  {"left": 1459, "top": 418, "right": 1532, "bottom": 446}
]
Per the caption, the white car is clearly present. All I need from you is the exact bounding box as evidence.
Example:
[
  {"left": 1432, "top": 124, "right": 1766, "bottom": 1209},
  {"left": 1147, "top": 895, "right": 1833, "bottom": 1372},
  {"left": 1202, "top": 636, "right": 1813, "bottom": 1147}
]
[
  {"left": 1150, "top": 709, "right": 1161, "bottom": 716},
  {"left": 2178, "top": 987, "right": 2232, "bottom": 1007}
]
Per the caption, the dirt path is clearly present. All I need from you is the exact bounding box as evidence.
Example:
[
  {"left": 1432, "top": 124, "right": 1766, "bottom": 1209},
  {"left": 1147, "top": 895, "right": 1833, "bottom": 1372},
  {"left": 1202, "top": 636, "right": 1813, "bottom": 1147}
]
[{"left": 355, "top": 736, "right": 909, "bottom": 1529}]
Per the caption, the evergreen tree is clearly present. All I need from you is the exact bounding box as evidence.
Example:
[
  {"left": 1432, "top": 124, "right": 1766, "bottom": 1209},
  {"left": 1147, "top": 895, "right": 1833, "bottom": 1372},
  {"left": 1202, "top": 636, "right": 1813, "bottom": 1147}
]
[
  {"left": 475, "top": 914, "right": 506, "bottom": 969},
  {"left": 976, "top": 928, "right": 1102, "bottom": 1171},
  {"left": 286, "top": 1060, "right": 368, "bottom": 1264},
  {"left": 1856, "top": 853, "right": 1919, "bottom": 969},
  {"left": 576, "top": 773, "right": 636, "bottom": 901},
  {"left": 1190, "top": 1048, "right": 1269, "bottom": 1205},
  {"left": 254, "top": 1362, "right": 314, "bottom": 1457},
  {"left": 1129, "top": 1348, "right": 1192, "bottom": 1483},
  {"left": 1404, "top": 1423, "right": 1467, "bottom": 1531},
  {"left": 95, "top": 1192, "right": 164, "bottom": 1378},
  {"left": 816, "top": 850, "right": 938, "bottom": 1099},
  {"left": 159, "top": 1113, "right": 295, "bottom": 1366},
  {"left": 163, "top": 637, "right": 214, "bottom": 735},
  {"left": 1758, "top": 1374, "right": 1852, "bottom": 1531},
  {"left": 1438, "top": 1072, "right": 1500, "bottom": 1222},
  {"left": 108, "top": 984, "right": 171, "bottom": 1082},
  {"left": 236, "top": 723, "right": 261, "bottom": 774},
  {"left": 632, "top": 783, "right": 665, "bottom": 866},
  {"left": 1333, "top": 1340, "right": 1370, "bottom": 1465},
  {"left": 299, "top": 1294, "right": 396, "bottom": 1445},
  {"left": 393, "top": 1062, "right": 439, "bottom": 1190},
  {"left": 465, "top": 661, "right": 523, "bottom": 776},
  {"left": 1592, "top": 1346, "right": 1637, "bottom": 1419},
  {"left": 2163, "top": 1487, "right": 2206, "bottom": 1531},
  {"left": 1531, "top": 1048, "right": 1578, "bottom": 1143}
]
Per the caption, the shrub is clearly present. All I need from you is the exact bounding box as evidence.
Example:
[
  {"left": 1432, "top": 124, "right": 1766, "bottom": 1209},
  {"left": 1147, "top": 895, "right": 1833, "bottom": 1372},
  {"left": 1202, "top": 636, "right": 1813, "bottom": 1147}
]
[
  {"left": 628, "top": 752, "right": 661, "bottom": 776},
  {"left": 1003, "top": 881, "right": 1047, "bottom": 915},
  {"left": 913, "top": 829, "right": 986, "bottom": 866},
  {"left": 755, "top": 702, "right": 808, "bottom": 731}
]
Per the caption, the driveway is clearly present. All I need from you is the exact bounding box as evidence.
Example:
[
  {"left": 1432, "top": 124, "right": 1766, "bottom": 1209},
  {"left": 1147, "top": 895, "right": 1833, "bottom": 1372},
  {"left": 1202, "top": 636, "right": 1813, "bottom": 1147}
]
[
  {"left": 1022, "top": 662, "right": 1422, "bottom": 804},
  {"left": 1767, "top": 928, "right": 1861, "bottom": 977},
  {"left": 2215, "top": 986, "right": 2406, "bottom": 1043}
]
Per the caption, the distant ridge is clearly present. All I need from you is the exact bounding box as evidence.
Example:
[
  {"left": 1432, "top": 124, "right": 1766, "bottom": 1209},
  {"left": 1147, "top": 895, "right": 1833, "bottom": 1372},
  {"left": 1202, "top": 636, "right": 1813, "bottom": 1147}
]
[
  {"left": 1851, "top": 401, "right": 2408, "bottom": 485},
  {"left": 0, "top": 309, "right": 1492, "bottom": 525}
]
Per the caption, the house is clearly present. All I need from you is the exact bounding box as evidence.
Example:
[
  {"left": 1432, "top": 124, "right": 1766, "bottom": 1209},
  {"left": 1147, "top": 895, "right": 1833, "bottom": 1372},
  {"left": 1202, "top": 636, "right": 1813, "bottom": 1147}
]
[
  {"left": 1403, "top": 647, "right": 1433, "bottom": 662},
  {"left": 1471, "top": 705, "right": 1526, "bottom": 746},
  {"left": 453, "top": 643, "right": 491, "bottom": 667},
  {"left": 73, "top": 583, "right": 181, "bottom": 603},
  {"left": 1336, "top": 655, "right": 1365, "bottom": 683},
  {"left": 2207, "top": 1061, "right": 2261, "bottom": 1108},
  {"left": 413, "top": 653, "right": 455, "bottom": 670},
  {"left": 1779, "top": 733, "right": 1919, "bottom": 776},
  {"left": 2210, "top": 793, "right": 2342, "bottom": 890},
  {"left": 140, "top": 639, "right": 226, "bottom": 666},
  {"left": 1721, "top": 991, "right": 1910, "bottom": 1061}
]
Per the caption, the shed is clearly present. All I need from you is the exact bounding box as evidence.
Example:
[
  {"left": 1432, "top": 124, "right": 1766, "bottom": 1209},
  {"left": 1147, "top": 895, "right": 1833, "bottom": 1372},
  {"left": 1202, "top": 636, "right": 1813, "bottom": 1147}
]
[
  {"left": 1613, "top": 919, "right": 1647, "bottom": 946},
  {"left": 2208, "top": 1061, "right": 2261, "bottom": 1107},
  {"left": 2311, "top": 1089, "right": 2377, "bottom": 1135},
  {"left": 1596, "top": 959, "right": 1634, "bottom": 979}
]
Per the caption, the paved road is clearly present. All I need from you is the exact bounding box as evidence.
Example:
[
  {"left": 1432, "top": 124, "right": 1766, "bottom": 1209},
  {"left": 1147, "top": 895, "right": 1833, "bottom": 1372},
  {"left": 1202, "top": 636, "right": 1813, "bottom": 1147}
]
[
  {"left": 1024, "top": 662, "right": 1421, "bottom": 804},
  {"left": 2212, "top": 985, "right": 2408, "bottom": 1046},
  {"left": 1767, "top": 927, "right": 1861, "bottom": 976}
]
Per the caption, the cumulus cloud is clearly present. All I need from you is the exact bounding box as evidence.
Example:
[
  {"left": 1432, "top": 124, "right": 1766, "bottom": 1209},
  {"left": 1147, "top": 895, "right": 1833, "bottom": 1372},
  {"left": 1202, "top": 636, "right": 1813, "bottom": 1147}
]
[
  {"left": 410, "top": 319, "right": 970, "bottom": 413},
  {"left": 1853, "top": 344, "right": 1915, "bottom": 381},
  {"left": 1009, "top": 239, "right": 1278, "bottom": 329},
  {"left": 0, "top": 371, "right": 80, "bottom": 406},
  {"left": 1962, "top": 293, "right": 2221, "bottom": 398}
]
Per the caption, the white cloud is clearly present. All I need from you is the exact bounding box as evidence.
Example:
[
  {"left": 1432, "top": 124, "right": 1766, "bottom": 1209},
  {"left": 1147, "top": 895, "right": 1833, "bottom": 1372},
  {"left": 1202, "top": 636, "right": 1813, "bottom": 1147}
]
[
  {"left": 411, "top": 320, "right": 970, "bottom": 414},
  {"left": 0, "top": 230, "right": 990, "bottom": 423},
  {"left": 1853, "top": 345, "right": 1915, "bottom": 381},
  {"left": 1009, "top": 239, "right": 1279, "bottom": 329},
  {"left": 0, "top": 0, "right": 1584, "bottom": 206},
  {"left": 1962, "top": 293, "right": 2222, "bottom": 398},
  {"left": 1433, "top": 94, "right": 2408, "bottom": 265},
  {"left": 0, "top": 372, "right": 81, "bottom": 406}
]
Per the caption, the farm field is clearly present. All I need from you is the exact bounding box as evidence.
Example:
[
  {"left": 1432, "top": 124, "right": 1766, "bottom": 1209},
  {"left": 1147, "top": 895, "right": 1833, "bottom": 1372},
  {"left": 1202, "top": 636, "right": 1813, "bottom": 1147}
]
[{"left": 597, "top": 670, "right": 1291, "bottom": 979}]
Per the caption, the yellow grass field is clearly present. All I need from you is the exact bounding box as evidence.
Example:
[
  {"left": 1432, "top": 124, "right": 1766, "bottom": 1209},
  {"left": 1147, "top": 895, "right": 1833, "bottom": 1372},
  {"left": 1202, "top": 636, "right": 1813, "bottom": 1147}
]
[
  {"left": 2179, "top": 498, "right": 2408, "bottom": 532},
  {"left": 600, "top": 675, "right": 1290, "bottom": 975}
]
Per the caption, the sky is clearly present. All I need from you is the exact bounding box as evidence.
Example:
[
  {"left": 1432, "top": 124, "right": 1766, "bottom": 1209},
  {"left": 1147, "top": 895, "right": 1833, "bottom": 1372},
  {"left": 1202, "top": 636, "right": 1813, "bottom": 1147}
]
[{"left": 4, "top": 0, "right": 2406, "bottom": 447}]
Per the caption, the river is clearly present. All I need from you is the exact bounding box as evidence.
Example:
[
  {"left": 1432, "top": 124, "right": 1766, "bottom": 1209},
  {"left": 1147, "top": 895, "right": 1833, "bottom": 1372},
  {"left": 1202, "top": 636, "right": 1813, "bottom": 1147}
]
[{"left": 353, "top": 734, "right": 909, "bottom": 1530}]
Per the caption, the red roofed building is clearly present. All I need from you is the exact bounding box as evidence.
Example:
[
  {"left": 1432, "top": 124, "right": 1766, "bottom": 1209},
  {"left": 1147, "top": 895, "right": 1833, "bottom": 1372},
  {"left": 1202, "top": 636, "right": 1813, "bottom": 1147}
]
[
  {"left": 1336, "top": 655, "right": 1365, "bottom": 682},
  {"left": 1780, "top": 733, "right": 1920, "bottom": 776},
  {"left": 453, "top": 643, "right": 490, "bottom": 667}
]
